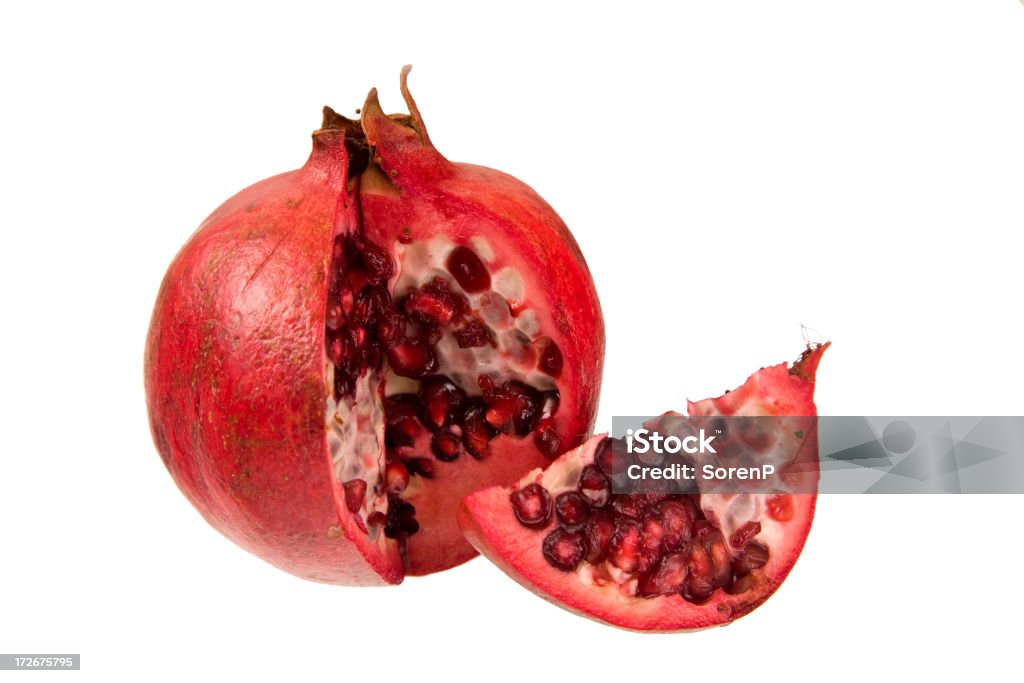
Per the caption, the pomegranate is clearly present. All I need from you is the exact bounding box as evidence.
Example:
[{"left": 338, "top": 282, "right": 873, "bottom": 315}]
[
  {"left": 458, "top": 344, "right": 827, "bottom": 630},
  {"left": 144, "top": 67, "right": 604, "bottom": 585}
]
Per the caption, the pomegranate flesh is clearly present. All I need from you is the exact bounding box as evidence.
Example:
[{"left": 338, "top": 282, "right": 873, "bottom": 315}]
[
  {"left": 145, "top": 68, "right": 604, "bottom": 585},
  {"left": 458, "top": 344, "right": 827, "bottom": 630}
]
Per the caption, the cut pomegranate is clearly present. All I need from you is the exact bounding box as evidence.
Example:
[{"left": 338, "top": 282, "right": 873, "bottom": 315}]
[
  {"left": 145, "top": 67, "right": 604, "bottom": 585},
  {"left": 459, "top": 344, "right": 827, "bottom": 631}
]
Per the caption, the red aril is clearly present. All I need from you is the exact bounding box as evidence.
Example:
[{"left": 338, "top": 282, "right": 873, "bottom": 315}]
[
  {"left": 145, "top": 67, "right": 604, "bottom": 585},
  {"left": 458, "top": 344, "right": 827, "bottom": 630}
]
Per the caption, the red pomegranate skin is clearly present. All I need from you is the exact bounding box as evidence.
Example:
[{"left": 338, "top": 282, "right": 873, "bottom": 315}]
[
  {"left": 145, "top": 126, "right": 400, "bottom": 585},
  {"left": 145, "top": 71, "right": 605, "bottom": 585}
]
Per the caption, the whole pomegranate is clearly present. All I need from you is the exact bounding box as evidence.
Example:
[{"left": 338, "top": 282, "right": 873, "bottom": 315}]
[
  {"left": 459, "top": 344, "right": 827, "bottom": 630},
  {"left": 145, "top": 67, "right": 604, "bottom": 584}
]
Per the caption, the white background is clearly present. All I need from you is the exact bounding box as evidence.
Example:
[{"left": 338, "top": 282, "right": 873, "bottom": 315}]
[{"left": 2, "top": 1, "right": 1022, "bottom": 680}]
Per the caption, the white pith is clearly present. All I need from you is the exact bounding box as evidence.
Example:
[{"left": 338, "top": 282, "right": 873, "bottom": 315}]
[{"left": 324, "top": 234, "right": 558, "bottom": 549}]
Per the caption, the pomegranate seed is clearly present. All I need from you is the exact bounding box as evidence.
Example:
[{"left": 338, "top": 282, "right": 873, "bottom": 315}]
[
  {"left": 402, "top": 279, "right": 467, "bottom": 325},
  {"left": 637, "top": 546, "right": 661, "bottom": 574},
  {"left": 594, "top": 437, "right": 627, "bottom": 478},
  {"left": 577, "top": 465, "right": 610, "bottom": 507},
  {"left": 766, "top": 494, "right": 795, "bottom": 522},
  {"left": 637, "top": 515, "right": 666, "bottom": 574},
  {"left": 477, "top": 374, "right": 498, "bottom": 397},
  {"left": 384, "top": 497, "right": 419, "bottom": 539},
  {"left": 583, "top": 512, "right": 615, "bottom": 563},
  {"left": 611, "top": 495, "right": 646, "bottom": 519},
  {"left": 386, "top": 338, "right": 438, "bottom": 378},
  {"left": 481, "top": 379, "right": 542, "bottom": 436},
  {"left": 325, "top": 299, "right": 344, "bottom": 331},
  {"left": 344, "top": 268, "right": 368, "bottom": 294},
  {"left": 352, "top": 327, "right": 367, "bottom": 348},
  {"left": 730, "top": 520, "right": 762, "bottom": 549},
  {"left": 733, "top": 540, "right": 770, "bottom": 574},
  {"left": 342, "top": 479, "right": 367, "bottom": 514},
  {"left": 542, "top": 528, "right": 587, "bottom": 572},
  {"left": 682, "top": 543, "right": 716, "bottom": 604},
  {"left": 431, "top": 431, "right": 461, "bottom": 462},
  {"left": 534, "top": 424, "right": 561, "bottom": 458},
  {"left": 459, "top": 399, "right": 495, "bottom": 458},
  {"left": 641, "top": 514, "right": 665, "bottom": 551},
  {"left": 361, "top": 241, "right": 394, "bottom": 284},
  {"left": 726, "top": 572, "right": 755, "bottom": 595},
  {"left": 538, "top": 339, "right": 563, "bottom": 378},
  {"left": 454, "top": 318, "right": 495, "bottom": 348},
  {"left": 419, "top": 323, "right": 443, "bottom": 346},
  {"left": 385, "top": 462, "right": 410, "bottom": 494},
  {"left": 708, "top": 536, "right": 733, "bottom": 588},
  {"left": 637, "top": 553, "right": 689, "bottom": 598},
  {"left": 403, "top": 288, "right": 456, "bottom": 325},
  {"left": 608, "top": 518, "right": 643, "bottom": 572},
  {"left": 384, "top": 394, "right": 420, "bottom": 447},
  {"left": 418, "top": 375, "right": 466, "bottom": 432},
  {"left": 638, "top": 493, "right": 669, "bottom": 508},
  {"left": 656, "top": 500, "right": 694, "bottom": 551},
  {"left": 334, "top": 370, "right": 354, "bottom": 399},
  {"left": 509, "top": 483, "right": 552, "bottom": 529},
  {"left": 376, "top": 310, "right": 407, "bottom": 347},
  {"left": 339, "top": 287, "right": 355, "bottom": 316},
  {"left": 352, "top": 286, "right": 390, "bottom": 327},
  {"left": 555, "top": 492, "right": 590, "bottom": 530},
  {"left": 385, "top": 425, "right": 413, "bottom": 449},
  {"left": 445, "top": 246, "right": 491, "bottom": 293},
  {"left": 329, "top": 332, "right": 355, "bottom": 366},
  {"left": 485, "top": 400, "right": 516, "bottom": 433},
  {"left": 691, "top": 518, "right": 712, "bottom": 538},
  {"left": 507, "top": 381, "right": 542, "bottom": 435},
  {"left": 385, "top": 393, "right": 420, "bottom": 422},
  {"left": 405, "top": 457, "right": 435, "bottom": 479},
  {"left": 427, "top": 277, "right": 470, "bottom": 314}
]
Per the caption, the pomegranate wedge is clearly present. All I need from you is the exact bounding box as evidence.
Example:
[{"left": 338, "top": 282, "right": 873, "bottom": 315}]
[{"left": 459, "top": 344, "right": 827, "bottom": 630}]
